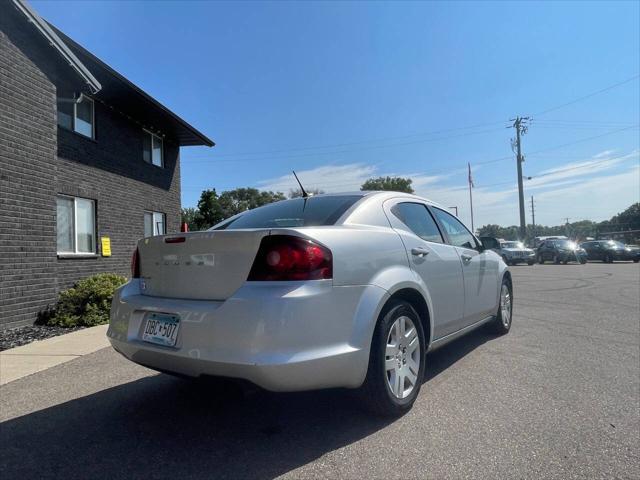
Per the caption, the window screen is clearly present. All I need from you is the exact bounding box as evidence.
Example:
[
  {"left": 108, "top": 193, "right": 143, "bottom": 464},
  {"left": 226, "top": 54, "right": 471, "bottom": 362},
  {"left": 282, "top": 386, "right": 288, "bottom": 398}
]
[{"left": 74, "top": 96, "right": 93, "bottom": 138}]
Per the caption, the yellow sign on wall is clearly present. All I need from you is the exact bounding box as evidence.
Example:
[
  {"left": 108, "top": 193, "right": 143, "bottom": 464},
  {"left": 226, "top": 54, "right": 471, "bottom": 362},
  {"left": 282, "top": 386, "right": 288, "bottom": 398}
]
[{"left": 101, "top": 236, "right": 112, "bottom": 257}]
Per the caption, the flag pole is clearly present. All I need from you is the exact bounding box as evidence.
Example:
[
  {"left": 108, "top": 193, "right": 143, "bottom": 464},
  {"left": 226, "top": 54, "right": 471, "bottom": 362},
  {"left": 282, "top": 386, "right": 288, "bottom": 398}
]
[{"left": 468, "top": 162, "right": 475, "bottom": 233}]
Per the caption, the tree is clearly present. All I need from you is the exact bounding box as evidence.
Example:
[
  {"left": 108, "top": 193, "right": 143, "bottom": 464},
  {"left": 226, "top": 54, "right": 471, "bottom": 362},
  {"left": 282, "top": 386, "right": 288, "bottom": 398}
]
[
  {"left": 288, "top": 188, "right": 325, "bottom": 198},
  {"left": 197, "top": 189, "right": 225, "bottom": 228},
  {"left": 361, "top": 176, "right": 414, "bottom": 193},
  {"left": 218, "top": 188, "right": 285, "bottom": 217},
  {"left": 194, "top": 187, "right": 286, "bottom": 229},
  {"left": 181, "top": 207, "right": 203, "bottom": 232}
]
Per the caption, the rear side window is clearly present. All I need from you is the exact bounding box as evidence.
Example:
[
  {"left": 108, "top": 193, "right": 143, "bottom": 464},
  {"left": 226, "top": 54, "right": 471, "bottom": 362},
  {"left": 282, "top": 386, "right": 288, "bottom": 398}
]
[
  {"left": 391, "top": 202, "right": 443, "bottom": 243},
  {"left": 215, "top": 195, "right": 362, "bottom": 230},
  {"left": 432, "top": 207, "right": 478, "bottom": 249}
]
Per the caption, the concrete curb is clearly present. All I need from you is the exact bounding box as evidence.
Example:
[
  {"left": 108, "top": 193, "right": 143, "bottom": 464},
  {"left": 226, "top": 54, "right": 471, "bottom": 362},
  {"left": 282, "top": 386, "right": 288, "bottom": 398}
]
[{"left": 0, "top": 324, "right": 110, "bottom": 385}]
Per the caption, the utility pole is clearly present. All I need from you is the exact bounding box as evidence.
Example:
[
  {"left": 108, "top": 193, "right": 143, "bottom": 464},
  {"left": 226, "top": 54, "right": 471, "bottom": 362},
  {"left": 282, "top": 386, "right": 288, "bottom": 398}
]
[
  {"left": 530, "top": 196, "right": 535, "bottom": 236},
  {"left": 467, "top": 163, "right": 475, "bottom": 233},
  {"left": 563, "top": 217, "right": 571, "bottom": 237},
  {"left": 510, "top": 116, "right": 530, "bottom": 240}
]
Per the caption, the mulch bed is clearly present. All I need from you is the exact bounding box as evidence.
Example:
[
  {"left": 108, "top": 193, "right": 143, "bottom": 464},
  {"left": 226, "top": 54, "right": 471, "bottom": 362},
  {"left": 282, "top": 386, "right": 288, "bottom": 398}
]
[{"left": 0, "top": 325, "right": 86, "bottom": 352}]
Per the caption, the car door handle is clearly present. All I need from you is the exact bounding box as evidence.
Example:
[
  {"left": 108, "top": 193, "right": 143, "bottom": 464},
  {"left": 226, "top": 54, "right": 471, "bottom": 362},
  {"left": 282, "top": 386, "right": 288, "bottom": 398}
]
[
  {"left": 411, "top": 247, "right": 430, "bottom": 257},
  {"left": 460, "top": 254, "right": 472, "bottom": 263}
]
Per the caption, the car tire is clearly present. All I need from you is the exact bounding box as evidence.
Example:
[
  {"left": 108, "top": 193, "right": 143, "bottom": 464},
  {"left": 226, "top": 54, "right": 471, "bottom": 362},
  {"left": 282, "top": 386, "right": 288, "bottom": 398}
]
[
  {"left": 527, "top": 261, "right": 535, "bottom": 266},
  {"left": 553, "top": 254, "right": 560, "bottom": 264},
  {"left": 538, "top": 255, "right": 544, "bottom": 264},
  {"left": 634, "top": 259, "right": 639, "bottom": 263},
  {"left": 359, "top": 299, "right": 426, "bottom": 417},
  {"left": 579, "top": 258, "right": 587, "bottom": 264},
  {"left": 489, "top": 276, "right": 513, "bottom": 335},
  {"left": 562, "top": 259, "right": 568, "bottom": 265}
]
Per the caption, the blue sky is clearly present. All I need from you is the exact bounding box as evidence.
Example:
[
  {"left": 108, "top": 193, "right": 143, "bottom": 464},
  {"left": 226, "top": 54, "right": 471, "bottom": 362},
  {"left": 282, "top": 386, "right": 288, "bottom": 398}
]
[{"left": 33, "top": 0, "right": 639, "bottom": 227}]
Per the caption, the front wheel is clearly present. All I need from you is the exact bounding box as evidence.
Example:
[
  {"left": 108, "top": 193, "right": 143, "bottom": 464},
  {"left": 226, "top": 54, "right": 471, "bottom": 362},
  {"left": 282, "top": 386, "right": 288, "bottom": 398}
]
[
  {"left": 527, "top": 261, "right": 535, "bottom": 266},
  {"left": 359, "top": 300, "right": 425, "bottom": 416},
  {"left": 489, "top": 277, "right": 513, "bottom": 335}
]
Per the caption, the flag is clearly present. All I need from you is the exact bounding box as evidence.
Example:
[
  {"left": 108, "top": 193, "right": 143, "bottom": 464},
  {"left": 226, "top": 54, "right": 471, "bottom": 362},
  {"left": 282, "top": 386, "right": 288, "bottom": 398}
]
[{"left": 468, "top": 163, "right": 474, "bottom": 188}]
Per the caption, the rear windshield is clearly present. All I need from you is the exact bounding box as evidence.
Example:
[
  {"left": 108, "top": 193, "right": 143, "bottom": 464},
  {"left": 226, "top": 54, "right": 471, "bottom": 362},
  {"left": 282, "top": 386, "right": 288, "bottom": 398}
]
[{"left": 213, "top": 195, "right": 362, "bottom": 230}]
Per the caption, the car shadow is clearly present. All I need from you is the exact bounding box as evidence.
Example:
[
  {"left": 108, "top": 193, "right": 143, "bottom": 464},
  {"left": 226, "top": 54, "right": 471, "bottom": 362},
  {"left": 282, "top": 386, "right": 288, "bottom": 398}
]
[
  {"left": 425, "top": 328, "right": 494, "bottom": 382},
  {"left": 0, "top": 330, "right": 495, "bottom": 480}
]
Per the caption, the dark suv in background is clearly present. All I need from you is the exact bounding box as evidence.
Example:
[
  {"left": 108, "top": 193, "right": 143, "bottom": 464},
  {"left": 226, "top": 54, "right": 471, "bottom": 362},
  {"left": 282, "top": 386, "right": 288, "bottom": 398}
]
[
  {"left": 580, "top": 240, "right": 640, "bottom": 263},
  {"left": 537, "top": 239, "right": 588, "bottom": 264}
]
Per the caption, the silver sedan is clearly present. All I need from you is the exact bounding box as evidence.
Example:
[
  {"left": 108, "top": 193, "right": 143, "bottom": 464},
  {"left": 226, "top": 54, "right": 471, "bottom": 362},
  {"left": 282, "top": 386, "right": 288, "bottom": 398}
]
[{"left": 108, "top": 192, "right": 512, "bottom": 416}]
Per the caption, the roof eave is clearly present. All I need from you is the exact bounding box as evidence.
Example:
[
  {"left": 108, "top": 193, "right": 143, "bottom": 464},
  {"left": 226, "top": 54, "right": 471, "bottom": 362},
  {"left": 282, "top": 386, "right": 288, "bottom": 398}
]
[{"left": 12, "top": 0, "right": 102, "bottom": 94}]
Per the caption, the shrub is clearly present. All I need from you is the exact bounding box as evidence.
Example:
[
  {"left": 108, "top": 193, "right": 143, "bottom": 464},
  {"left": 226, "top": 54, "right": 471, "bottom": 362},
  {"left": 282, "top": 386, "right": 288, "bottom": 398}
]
[{"left": 46, "top": 273, "right": 127, "bottom": 327}]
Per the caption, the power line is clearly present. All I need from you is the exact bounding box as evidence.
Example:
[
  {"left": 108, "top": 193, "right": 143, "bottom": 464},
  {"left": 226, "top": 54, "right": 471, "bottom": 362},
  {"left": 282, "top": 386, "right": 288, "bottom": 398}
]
[
  {"left": 533, "top": 74, "right": 640, "bottom": 117},
  {"left": 526, "top": 152, "right": 637, "bottom": 180},
  {"left": 186, "top": 120, "right": 510, "bottom": 159},
  {"left": 526, "top": 125, "right": 639, "bottom": 157},
  {"left": 182, "top": 126, "right": 508, "bottom": 163}
]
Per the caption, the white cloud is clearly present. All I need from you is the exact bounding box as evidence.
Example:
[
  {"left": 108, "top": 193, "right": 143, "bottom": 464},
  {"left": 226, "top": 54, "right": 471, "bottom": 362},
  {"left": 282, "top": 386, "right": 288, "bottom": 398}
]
[
  {"left": 256, "top": 150, "right": 639, "bottom": 228},
  {"left": 258, "top": 162, "right": 445, "bottom": 194}
]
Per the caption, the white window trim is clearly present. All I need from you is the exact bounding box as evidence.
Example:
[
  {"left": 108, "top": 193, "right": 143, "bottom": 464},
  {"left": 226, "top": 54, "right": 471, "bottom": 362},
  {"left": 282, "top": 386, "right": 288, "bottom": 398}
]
[
  {"left": 73, "top": 94, "right": 95, "bottom": 139},
  {"left": 57, "top": 195, "right": 97, "bottom": 255},
  {"left": 144, "top": 210, "right": 166, "bottom": 237},
  {"left": 143, "top": 130, "right": 164, "bottom": 167}
]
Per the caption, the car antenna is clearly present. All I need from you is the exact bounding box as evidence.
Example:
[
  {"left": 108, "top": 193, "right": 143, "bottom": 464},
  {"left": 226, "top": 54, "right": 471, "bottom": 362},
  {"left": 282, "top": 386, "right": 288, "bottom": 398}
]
[{"left": 292, "top": 170, "right": 309, "bottom": 198}]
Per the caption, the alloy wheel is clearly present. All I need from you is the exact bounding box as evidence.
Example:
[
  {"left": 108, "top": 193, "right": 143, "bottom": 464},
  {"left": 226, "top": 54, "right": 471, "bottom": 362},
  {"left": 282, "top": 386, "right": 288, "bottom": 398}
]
[
  {"left": 500, "top": 284, "right": 512, "bottom": 328},
  {"left": 385, "top": 316, "right": 421, "bottom": 399}
]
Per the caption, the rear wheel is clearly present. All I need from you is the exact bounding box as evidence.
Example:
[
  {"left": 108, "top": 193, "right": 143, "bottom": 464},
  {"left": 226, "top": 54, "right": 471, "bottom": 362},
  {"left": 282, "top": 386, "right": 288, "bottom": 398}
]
[
  {"left": 489, "top": 277, "right": 513, "bottom": 335},
  {"left": 359, "top": 300, "right": 425, "bottom": 417}
]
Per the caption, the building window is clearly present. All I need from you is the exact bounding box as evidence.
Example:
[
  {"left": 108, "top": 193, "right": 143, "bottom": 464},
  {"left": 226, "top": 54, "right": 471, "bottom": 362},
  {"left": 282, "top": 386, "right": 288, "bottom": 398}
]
[
  {"left": 57, "top": 93, "right": 94, "bottom": 139},
  {"left": 56, "top": 195, "right": 96, "bottom": 254},
  {"left": 144, "top": 211, "right": 166, "bottom": 237},
  {"left": 143, "top": 131, "right": 163, "bottom": 167}
]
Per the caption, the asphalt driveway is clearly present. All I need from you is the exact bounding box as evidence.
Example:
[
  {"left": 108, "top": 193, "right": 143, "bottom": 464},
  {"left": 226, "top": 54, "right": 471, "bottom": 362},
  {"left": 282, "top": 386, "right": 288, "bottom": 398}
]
[{"left": 1, "top": 263, "right": 638, "bottom": 479}]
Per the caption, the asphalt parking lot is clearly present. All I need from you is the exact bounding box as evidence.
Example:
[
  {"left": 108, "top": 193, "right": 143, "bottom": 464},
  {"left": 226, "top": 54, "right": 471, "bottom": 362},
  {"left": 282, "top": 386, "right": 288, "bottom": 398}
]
[{"left": 1, "top": 262, "right": 638, "bottom": 479}]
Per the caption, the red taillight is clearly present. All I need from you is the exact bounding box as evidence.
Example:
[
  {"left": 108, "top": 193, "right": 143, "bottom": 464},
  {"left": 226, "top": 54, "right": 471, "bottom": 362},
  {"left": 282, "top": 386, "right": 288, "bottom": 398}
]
[
  {"left": 131, "top": 248, "right": 140, "bottom": 278},
  {"left": 164, "top": 236, "right": 186, "bottom": 244},
  {"left": 248, "top": 235, "right": 332, "bottom": 281}
]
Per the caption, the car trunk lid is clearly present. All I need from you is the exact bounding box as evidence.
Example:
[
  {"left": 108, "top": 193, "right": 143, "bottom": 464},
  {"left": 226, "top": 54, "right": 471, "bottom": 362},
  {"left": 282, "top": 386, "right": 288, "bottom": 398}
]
[{"left": 138, "top": 230, "right": 268, "bottom": 300}]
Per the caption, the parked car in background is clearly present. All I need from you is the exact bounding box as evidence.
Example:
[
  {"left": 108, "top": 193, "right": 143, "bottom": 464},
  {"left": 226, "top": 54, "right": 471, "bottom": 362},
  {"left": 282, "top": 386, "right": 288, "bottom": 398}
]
[
  {"left": 580, "top": 240, "right": 640, "bottom": 263},
  {"left": 108, "top": 192, "right": 512, "bottom": 416},
  {"left": 625, "top": 245, "right": 640, "bottom": 262},
  {"left": 533, "top": 235, "right": 568, "bottom": 248},
  {"left": 480, "top": 237, "right": 536, "bottom": 265},
  {"left": 537, "top": 239, "right": 587, "bottom": 264}
]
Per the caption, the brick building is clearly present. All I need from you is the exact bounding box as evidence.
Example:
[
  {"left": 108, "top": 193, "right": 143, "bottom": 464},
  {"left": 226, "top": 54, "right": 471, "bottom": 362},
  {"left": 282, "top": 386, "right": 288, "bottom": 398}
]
[{"left": 0, "top": 0, "right": 214, "bottom": 328}]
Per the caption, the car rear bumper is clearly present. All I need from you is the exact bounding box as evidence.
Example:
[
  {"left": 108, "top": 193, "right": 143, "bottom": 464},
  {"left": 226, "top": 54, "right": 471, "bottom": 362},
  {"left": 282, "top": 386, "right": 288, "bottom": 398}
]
[{"left": 108, "top": 280, "right": 388, "bottom": 392}]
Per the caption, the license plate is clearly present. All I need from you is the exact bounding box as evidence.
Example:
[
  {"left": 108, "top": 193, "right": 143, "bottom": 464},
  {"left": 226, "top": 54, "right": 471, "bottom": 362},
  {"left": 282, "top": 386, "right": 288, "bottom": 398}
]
[{"left": 142, "top": 312, "right": 180, "bottom": 347}]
